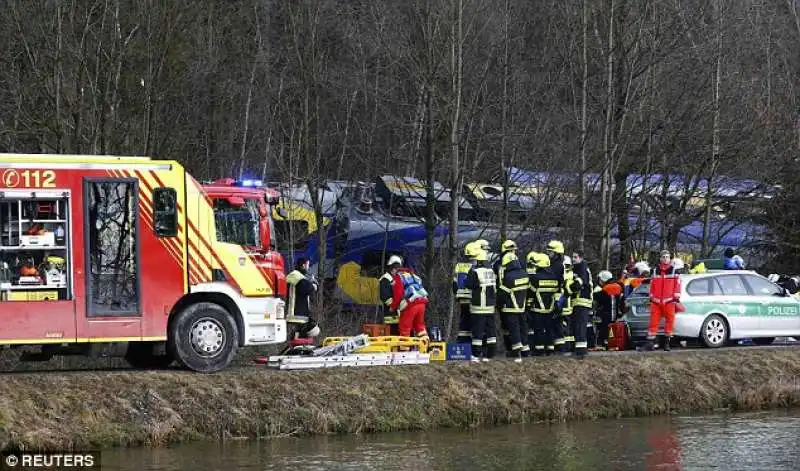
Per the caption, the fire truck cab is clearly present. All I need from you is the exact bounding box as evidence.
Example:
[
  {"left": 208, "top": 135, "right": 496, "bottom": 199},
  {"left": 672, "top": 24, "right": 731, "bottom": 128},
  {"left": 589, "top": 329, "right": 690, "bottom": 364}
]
[{"left": 0, "top": 154, "right": 287, "bottom": 373}]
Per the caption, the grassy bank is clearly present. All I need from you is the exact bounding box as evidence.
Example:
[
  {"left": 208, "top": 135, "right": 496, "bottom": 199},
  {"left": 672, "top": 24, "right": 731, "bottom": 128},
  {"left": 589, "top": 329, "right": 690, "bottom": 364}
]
[{"left": 1, "top": 348, "right": 799, "bottom": 451}]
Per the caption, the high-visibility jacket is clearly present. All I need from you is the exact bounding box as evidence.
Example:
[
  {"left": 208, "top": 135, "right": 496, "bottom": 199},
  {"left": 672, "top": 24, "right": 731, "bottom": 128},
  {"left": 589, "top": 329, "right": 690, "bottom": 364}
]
[
  {"left": 650, "top": 263, "right": 680, "bottom": 305},
  {"left": 465, "top": 262, "right": 497, "bottom": 314},
  {"left": 572, "top": 261, "right": 594, "bottom": 309},
  {"left": 453, "top": 260, "right": 475, "bottom": 305},
  {"left": 529, "top": 268, "right": 562, "bottom": 314},
  {"left": 561, "top": 268, "right": 576, "bottom": 315},
  {"left": 379, "top": 272, "right": 397, "bottom": 324},
  {"left": 287, "top": 269, "right": 317, "bottom": 323},
  {"left": 499, "top": 259, "right": 528, "bottom": 314},
  {"left": 390, "top": 269, "right": 429, "bottom": 313}
]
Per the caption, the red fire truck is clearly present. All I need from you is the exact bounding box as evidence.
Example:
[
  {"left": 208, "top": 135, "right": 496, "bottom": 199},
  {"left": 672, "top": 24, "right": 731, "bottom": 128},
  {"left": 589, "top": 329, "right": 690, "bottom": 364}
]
[{"left": 0, "top": 154, "right": 287, "bottom": 372}]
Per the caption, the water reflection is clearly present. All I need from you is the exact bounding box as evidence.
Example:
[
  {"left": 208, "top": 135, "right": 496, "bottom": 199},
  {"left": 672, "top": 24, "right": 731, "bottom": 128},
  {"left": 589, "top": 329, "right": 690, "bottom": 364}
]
[{"left": 102, "top": 410, "right": 800, "bottom": 471}]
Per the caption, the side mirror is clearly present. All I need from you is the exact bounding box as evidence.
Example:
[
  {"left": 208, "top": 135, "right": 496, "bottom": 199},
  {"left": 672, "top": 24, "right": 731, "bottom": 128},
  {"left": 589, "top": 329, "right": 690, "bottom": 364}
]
[{"left": 226, "top": 196, "right": 246, "bottom": 207}]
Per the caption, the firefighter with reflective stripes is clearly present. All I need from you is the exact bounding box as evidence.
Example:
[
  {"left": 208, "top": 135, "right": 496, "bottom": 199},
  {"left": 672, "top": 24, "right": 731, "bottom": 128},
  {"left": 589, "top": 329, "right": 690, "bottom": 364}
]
[
  {"left": 286, "top": 258, "right": 318, "bottom": 330},
  {"left": 554, "top": 255, "right": 576, "bottom": 352},
  {"left": 498, "top": 246, "right": 530, "bottom": 363},
  {"left": 380, "top": 256, "right": 401, "bottom": 335},
  {"left": 453, "top": 242, "right": 479, "bottom": 344},
  {"left": 465, "top": 247, "right": 497, "bottom": 362},
  {"left": 525, "top": 251, "right": 542, "bottom": 352},
  {"left": 528, "top": 252, "right": 561, "bottom": 355},
  {"left": 570, "top": 250, "right": 593, "bottom": 358},
  {"left": 495, "top": 239, "right": 519, "bottom": 353}
]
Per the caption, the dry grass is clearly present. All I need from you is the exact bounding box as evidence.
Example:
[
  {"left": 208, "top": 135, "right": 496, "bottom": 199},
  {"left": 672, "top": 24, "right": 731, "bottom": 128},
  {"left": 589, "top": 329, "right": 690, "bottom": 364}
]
[{"left": 0, "top": 348, "right": 799, "bottom": 451}]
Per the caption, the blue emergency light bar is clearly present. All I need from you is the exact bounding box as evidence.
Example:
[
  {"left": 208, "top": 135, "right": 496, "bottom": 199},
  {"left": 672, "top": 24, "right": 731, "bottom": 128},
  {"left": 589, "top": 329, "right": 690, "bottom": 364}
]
[{"left": 240, "top": 179, "right": 263, "bottom": 187}]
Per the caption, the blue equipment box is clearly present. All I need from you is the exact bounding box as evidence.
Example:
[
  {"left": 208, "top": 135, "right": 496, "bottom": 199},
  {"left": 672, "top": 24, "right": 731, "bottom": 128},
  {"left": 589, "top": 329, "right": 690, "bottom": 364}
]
[{"left": 446, "top": 343, "right": 471, "bottom": 360}]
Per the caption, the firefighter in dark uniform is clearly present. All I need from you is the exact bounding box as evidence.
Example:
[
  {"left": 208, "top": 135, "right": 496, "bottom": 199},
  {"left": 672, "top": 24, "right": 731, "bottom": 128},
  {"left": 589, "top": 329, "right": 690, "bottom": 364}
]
[
  {"left": 494, "top": 239, "right": 519, "bottom": 354},
  {"left": 570, "top": 250, "right": 593, "bottom": 358},
  {"left": 498, "top": 248, "right": 530, "bottom": 362},
  {"left": 286, "top": 258, "right": 318, "bottom": 336},
  {"left": 528, "top": 253, "right": 561, "bottom": 355},
  {"left": 553, "top": 255, "right": 576, "bottom": 353},
  {"left": 453, "top": 242, "right": 479, "bottom": 344},
  {"left": 465, "top": 247, "right": 497, "bottom": 362},
  {"left": 525, "top": 251, "right": 543, "bottom": 353},
  {"left": 379, "top": 255, "right": 402, "bottom": 335}
]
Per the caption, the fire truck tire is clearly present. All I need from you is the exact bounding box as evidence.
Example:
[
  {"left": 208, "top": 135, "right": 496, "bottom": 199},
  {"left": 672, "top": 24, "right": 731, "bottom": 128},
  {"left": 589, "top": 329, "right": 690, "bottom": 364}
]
[
  {"left": 168, "top": 302, "right": 239, "bottom": 373},
  {"left": 124, "top": 342, "right": 174, "bottom": 369}
]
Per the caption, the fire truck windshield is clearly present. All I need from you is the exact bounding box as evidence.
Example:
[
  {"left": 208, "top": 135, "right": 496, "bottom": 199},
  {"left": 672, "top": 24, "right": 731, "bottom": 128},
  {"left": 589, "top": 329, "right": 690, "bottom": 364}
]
[{"left": 213, "top": 198, "right": 261, "bottom": 248}]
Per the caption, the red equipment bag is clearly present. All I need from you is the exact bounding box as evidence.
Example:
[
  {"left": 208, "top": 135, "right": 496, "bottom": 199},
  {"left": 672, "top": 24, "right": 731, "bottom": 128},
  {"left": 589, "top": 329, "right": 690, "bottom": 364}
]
[{"left": 607, "top": 320, "right": 630, "bottom": 351}]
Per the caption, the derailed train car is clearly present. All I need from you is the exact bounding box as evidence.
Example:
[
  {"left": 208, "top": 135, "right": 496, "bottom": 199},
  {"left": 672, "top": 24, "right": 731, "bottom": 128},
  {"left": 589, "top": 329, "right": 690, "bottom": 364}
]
[{"left": 268, "top": 168, "right": 775, "bottom": 308}]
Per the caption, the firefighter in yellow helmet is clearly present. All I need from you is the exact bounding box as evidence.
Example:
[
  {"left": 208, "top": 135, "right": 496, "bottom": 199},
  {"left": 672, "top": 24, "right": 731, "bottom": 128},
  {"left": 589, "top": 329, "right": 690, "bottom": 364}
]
[
  {"left": 497, "top": 241, "right": 530, "bottom": 362},
  {"left": 453, "top": 242, "right": 480, "bottom": 344},
  {"left": 525, "top": 251, "right": 542, "bottom": 351},
  {"left": 528, "top": 252, "right": 562, "bottom": 355},
  {"left": 494, "top": 239, "right": 518, "bottom": 354},
  {"left": 464, "top": 246, "right": 498, "bottom": 362}
]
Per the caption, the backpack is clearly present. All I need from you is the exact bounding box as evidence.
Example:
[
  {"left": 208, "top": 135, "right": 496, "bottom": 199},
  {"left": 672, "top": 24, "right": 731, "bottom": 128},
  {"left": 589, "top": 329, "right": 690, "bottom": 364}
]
[{"left": 399, "top": 271, "right": 429, "bottom": 302}]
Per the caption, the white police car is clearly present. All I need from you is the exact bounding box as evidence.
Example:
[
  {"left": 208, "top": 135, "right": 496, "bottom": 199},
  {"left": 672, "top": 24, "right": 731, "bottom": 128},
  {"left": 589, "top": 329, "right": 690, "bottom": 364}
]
[{"left": 624, "top": 271, "right": 800, "bottom": 348}]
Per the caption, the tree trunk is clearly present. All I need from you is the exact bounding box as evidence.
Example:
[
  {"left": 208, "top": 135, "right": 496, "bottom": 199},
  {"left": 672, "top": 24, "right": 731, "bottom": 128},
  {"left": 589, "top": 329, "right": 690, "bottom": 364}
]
[
  {"left": 600, "top": 0, "right": 616, "bottom": 267},
  {"left": 579, "top": 0, "right": 589, "bottom": 253},
  {"left": 446, "top": 0, "right": 463, "bottom": 341},
  {"left": 702, "top": 0, "right": 723, "bottom": 258},
  {"left": 500, "top": 0, "right": 510, "bottom": 243}
]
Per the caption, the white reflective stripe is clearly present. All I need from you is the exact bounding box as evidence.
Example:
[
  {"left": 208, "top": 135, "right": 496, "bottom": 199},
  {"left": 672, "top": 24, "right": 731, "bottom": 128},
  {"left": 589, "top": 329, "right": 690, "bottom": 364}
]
[
  {"left": 0, "top": 190, "right": 70, "bottom": 199},
  {"left": 0, "top": 162, "right": 171, "bottom": 170}
]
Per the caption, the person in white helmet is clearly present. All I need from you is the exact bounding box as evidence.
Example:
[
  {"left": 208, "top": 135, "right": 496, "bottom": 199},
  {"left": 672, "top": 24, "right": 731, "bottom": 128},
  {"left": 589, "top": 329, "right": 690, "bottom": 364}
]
[{"left": 592, "top": 270, "right": 624, "bottom": 349}]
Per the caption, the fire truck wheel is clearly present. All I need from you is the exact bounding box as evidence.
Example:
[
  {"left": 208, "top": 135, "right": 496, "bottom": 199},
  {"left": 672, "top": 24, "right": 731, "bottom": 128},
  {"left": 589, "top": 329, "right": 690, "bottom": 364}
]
[
  {"left": 124, "top": 342, "right": 174, "bottom": 369},
  {"left": 169, "top": 302, "right": 239, "bottom": 373}
]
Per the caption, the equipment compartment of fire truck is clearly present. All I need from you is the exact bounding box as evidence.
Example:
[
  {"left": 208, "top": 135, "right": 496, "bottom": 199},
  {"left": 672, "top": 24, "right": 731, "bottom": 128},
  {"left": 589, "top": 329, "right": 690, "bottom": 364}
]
[{"left": 0, "top": 191, "right": 70, "bottom": 302}]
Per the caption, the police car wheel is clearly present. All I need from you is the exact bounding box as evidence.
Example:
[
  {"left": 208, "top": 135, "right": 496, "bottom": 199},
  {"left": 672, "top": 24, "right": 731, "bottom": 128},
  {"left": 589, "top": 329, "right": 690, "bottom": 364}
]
[
  {"left": 169, "top": 302, "right": 239, "bottom": 373},
  {"left": 700, "top": 314, "right": 728, "bottom": 348}
]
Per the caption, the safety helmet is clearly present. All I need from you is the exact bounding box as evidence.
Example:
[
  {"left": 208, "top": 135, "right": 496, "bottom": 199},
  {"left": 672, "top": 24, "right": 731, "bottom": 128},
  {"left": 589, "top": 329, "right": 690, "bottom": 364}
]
[
  {"left": 475, "top": 249, "right": 488, "bottom": 262},
  {"left": 476, "top": 239, "right": 490, "bottom": 251},
  {"left": 387, "top": 255, "right": 403, "bottom": 266},
  {"left": 526, "top": 251, "right": 542, "bottom": 266},
  {"left": 464, "top": 241, "right": 477, "bottom": 257},
  {"left": 546, "top": 240, "right": 565, "bottom": 254},
  {"left": 563, "top": 256, "right": 572, "bottom": 267},
  {"left": 464, "top": 243, "right": 482, "bottom": 259},
  {"left": 598, "top": 270, "right": 613, "bottom": 284},
  {"left": 634, "top": 261, "right": 650, "bottom": 275},
  {"left": 533, "top": 253, "right": 550, "bottom": 268},
  {"left": 501, "top": 240, "right": 517, "bottom": 252}
]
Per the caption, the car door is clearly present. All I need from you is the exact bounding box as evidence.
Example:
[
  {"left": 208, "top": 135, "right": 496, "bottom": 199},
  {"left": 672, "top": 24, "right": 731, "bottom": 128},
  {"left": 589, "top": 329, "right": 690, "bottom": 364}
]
[
  {"left": 742, "top": 274, "right": 800, "bottom": 336},
  {"left": 711, "top": 274, "right": 760, "bottom": 338}
]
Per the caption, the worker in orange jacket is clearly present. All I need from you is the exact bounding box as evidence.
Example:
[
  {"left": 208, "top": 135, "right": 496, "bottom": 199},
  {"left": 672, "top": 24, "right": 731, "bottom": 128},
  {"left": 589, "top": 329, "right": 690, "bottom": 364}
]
[{"left": 644, "top": 250, "right": 681, "bottom": 351}]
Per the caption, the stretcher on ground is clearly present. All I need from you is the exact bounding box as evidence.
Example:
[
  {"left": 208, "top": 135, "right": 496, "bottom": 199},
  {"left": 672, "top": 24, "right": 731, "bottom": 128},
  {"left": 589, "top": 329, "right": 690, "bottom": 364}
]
[
  {"left": 322, "top": 335, "right": 430, "bottom": 353},
  {"left": 254, "top": 334, "right": 432, "bottom": 370}
]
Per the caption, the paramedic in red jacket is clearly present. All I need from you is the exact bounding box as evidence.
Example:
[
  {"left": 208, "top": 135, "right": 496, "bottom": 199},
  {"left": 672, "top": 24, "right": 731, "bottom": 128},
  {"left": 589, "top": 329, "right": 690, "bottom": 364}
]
[
  {"left": 645, "top": 250, "right": 681, "bottom": 351},
  {"left": 390, "top": 261, "right": 430, "bottom": 341}
]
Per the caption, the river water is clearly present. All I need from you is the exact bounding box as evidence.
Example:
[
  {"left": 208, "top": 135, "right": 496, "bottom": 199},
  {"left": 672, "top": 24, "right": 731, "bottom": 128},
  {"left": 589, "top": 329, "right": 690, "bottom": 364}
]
[{"left": 103, "top": 410, "right": 800, "bottom": 470}]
